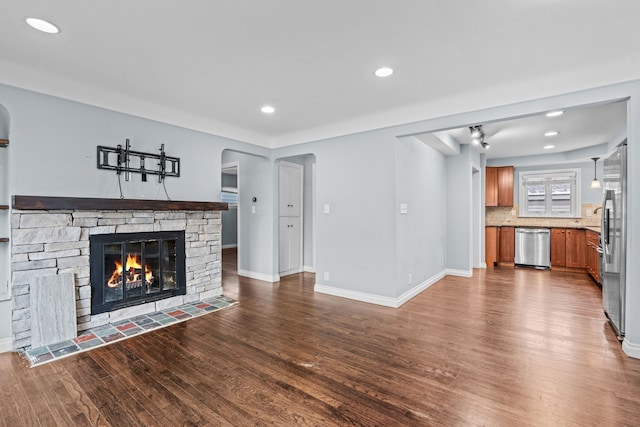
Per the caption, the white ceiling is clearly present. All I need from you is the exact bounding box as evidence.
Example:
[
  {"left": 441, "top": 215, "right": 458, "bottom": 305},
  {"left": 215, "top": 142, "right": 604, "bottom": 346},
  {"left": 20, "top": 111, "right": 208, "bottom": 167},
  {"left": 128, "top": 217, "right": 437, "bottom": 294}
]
[
  {"left": 1, "top": 1, "right": 639, "bottom": 148},
  {"left": 424, "top": 100, "right": 627, "bottom": 160}
]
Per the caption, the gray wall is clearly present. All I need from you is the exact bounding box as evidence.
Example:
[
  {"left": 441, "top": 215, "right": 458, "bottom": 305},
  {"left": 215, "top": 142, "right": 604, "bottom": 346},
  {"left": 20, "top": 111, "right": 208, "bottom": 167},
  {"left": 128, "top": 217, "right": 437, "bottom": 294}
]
[
  {"left": 394, "top": 137, "right": 447, "bottom": 296},
  {"left": 445, "top": 144, "right": 479, "bottom": 273},
  {"left": 221, "top": 208, "right": 238, "bottom": 247},
  {"left": 221, "top": 173, "right": 237, "bottom": 188}
]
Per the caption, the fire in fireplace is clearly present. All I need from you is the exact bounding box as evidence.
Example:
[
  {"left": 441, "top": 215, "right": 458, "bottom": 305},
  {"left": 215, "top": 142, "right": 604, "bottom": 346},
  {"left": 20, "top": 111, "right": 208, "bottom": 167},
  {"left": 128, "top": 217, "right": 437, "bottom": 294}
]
[{"left": 90, "top": 231, "right": 186, "bottom": 314}]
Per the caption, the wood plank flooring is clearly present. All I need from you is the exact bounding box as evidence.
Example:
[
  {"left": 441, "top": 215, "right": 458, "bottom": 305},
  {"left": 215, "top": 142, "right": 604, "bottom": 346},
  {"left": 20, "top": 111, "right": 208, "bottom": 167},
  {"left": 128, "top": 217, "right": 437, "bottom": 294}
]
[{"left": 1, "top": 250, "right": 640, "bottom": 426}]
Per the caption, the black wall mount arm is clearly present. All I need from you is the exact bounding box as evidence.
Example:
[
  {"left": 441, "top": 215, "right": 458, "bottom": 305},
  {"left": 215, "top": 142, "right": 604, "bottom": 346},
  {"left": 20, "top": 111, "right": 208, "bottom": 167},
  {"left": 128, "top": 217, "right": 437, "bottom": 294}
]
[{"left": 97, "top": 140, "right": 180, "bottom": 182}]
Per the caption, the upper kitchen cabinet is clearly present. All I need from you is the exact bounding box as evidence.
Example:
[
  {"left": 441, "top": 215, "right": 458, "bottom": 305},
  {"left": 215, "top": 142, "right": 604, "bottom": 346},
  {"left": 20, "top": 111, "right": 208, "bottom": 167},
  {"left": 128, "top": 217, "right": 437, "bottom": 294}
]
[{"left": 485, "top": 166, "right": 514, "bottom": 207}]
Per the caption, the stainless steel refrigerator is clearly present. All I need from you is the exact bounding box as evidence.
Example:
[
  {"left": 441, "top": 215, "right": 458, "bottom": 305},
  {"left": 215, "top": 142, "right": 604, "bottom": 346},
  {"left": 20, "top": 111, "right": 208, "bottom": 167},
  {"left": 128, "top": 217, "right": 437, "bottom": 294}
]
[{"left": 601, "top": 142, "right": 627, "bottom": 339}]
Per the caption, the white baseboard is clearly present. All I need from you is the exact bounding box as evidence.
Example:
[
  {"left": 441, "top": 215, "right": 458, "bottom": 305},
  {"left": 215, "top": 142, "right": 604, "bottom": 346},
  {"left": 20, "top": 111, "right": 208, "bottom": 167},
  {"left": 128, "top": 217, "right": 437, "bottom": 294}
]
[
  {"left": 315, "top": 270, "right": 447, "bottom": 309},
  {"left": 622, "top": 339, "right": 640, "bottom": 359},
  {"left": 0, "top": 337, "right": 12, "bottom": 353},
  {"left": 396, "top": 271, "right": 447, "bottom": 307},
  {"left": 445, "top": 268, "right": 473, "bottom": 278},
  {"left": 221, "top": 244, "right": 238, "bottom": 249},
  {"left": 238, "top": 269, "right": 279, "bottom": 283},
  {"left": 314, "top": 284, "right": 399, "bottom": 307},
  {"left": 303, "top": 265, "right": 316, "bottom": 273}
]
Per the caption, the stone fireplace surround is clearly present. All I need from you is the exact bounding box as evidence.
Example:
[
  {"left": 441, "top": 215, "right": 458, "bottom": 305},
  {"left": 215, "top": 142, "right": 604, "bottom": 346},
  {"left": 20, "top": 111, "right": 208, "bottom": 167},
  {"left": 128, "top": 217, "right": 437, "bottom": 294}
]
[{"left": 10, "top": 196, "right": 227, "bottom": 350}]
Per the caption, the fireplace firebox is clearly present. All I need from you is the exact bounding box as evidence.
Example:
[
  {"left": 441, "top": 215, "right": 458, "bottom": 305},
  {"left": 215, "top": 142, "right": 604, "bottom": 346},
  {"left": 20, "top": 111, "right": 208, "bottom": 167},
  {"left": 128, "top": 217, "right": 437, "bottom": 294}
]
[{"left": 90, "top": 231, "right": 186, "bottom": 315}]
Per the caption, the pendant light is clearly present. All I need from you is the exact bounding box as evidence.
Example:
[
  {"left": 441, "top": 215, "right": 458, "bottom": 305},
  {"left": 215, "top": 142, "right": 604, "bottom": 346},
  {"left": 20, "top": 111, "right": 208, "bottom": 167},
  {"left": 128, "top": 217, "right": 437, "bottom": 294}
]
[{"left": 591, "top": 157, "right": 601, "bottom": 189}]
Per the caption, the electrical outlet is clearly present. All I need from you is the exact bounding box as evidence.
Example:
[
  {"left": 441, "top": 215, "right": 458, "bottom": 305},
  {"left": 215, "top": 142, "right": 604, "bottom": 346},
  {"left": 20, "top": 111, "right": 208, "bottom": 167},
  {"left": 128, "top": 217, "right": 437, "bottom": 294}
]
[
  {"left": 408, "top": 273, "right": 412, "bottom": 285},
  {"left": 586, "top": 209, "right": 592, "bottom": 217},
  {"left": 323, "top": 272, "right": 330, "bottom": 281}
]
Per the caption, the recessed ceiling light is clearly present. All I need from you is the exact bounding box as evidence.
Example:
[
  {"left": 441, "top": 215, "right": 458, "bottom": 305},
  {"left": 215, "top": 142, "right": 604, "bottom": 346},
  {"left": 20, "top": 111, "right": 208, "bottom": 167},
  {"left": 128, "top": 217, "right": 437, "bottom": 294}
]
[
  {"left": 25, "top": 17, "right": 60, "bottom": 34},
  {"left": 543, "top": 145, "right": 555, "bottom": 149},
  {"left": 544, "top": 131, "right": 559, "bottom": 137},
  {"left": 260, "top": 105, "right": 275, "bottom": 114},
  {"left": 546, "top": 110, "right": 564, "bottom": 117},
  {"left": 374, "top": 67, "right": 394, "bottom": 78}
]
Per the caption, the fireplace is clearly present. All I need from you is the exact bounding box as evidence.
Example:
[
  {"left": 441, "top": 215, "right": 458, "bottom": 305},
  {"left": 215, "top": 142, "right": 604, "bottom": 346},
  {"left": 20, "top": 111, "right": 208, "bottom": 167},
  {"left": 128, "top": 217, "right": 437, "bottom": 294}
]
[{"left": 90, "top": 231, "right": 186, "bottom": 315}]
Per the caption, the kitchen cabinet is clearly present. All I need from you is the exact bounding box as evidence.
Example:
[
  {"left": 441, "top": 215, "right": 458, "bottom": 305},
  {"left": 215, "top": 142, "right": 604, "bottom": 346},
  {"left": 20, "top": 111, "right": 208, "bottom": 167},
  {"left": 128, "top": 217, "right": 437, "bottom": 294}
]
[
  {"left": 278, "top": 161, "right": 303, "bottom": 275},
  {"left": 279, "top": 217, "right": 301, "bottom": 274},
  {"left": 485, "top": 226, "right": 514, "bottom": 266},
  {"left": 499, "top": 226, "right": 515, "bottom": 262},
  {"left": 485, "top": 166, "right": 514, "bottom": 207},
  {"left": 585, "top": 230, "right": 600, "bottom": 284},
  {"left": 278, "top": 162, "right": 302, "bottom": 217},
  {"left": 551, "top": 228, "right": 586, "bottom": 270},
  {"left": 485, "top": 167, "right": 498, "bottom": 207},
  {"left": 485, "top": 226, "right": 499, "bottom": 267},
  {"left": 566, "top": 229, "right": 586, "bottom": 269},
  {"left": 551, "top": 228, "right": 566, "bottom": 267}
]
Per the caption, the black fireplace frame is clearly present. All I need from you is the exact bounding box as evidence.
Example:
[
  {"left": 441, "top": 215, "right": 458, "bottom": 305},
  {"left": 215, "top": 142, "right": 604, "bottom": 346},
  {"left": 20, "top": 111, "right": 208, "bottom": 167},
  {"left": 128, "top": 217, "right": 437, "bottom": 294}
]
[{"left": 90, "top": 230, "right": 186, "bottom": 315}]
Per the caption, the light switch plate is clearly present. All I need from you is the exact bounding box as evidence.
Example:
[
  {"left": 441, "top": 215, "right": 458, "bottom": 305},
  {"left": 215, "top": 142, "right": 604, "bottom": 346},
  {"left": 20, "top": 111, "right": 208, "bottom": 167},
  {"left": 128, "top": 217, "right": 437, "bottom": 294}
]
[
  {"left": 400, "top": 203, "right": 408, "bottom": 214},
  {"left": 324, "top": 204, "right": 330, "bottom": 214}
]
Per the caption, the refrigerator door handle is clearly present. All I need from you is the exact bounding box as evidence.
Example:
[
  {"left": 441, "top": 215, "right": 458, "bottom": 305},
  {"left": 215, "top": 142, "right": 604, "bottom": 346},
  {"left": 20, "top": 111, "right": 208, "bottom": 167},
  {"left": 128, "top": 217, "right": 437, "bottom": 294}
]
[{"left": 602, "top": 189, "right": 613, "bottom": 246}]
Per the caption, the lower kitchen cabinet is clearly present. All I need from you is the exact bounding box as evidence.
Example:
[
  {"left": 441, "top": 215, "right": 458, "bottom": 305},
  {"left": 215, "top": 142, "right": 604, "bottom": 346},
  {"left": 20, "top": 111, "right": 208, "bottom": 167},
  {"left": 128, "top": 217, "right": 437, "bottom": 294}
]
[
  {"left": 585, "top": 230, "right": 600, "bottom": 284},
  {"left": 551, "top": 228, "right": 586, "bottom": 270},
  {"left": 499, "top": 226, "right": 515, "bottom": 262},
  {"left": 485, "top": 226, "right": 499, "bottom": 267},
  {"left": 551, "top": 228, "right": 566, "bottom": 267},
  {"left": 485, "top": 226, "right": 515, "bottom": 266},
  {"left": 566, "top": 229, "right": 586, "bottom": 269}
]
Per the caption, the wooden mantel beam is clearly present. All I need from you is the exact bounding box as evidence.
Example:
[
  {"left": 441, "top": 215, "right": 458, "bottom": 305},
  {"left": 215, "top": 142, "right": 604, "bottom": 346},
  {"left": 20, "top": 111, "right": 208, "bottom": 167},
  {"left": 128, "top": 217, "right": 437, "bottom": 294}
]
[{"left": 12, "top": 195, "right": 228, "bottom": 211}]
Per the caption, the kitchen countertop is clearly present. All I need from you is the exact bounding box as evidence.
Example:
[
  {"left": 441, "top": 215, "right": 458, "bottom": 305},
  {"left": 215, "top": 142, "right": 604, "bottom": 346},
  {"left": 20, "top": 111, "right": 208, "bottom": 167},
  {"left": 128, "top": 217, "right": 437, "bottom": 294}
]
[{"left": 486, "top": 224, "right": 601, "bottom": 233}]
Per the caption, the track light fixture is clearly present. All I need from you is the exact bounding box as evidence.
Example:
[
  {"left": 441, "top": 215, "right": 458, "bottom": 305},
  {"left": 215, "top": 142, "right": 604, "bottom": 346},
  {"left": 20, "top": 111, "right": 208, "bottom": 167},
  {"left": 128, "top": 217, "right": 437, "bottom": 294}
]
[
  {"left": 469, "top": 125, "right": 489, "bottom": 149},
  {"left": 469, "top": 125, "right": 483, "bottom": 142}
]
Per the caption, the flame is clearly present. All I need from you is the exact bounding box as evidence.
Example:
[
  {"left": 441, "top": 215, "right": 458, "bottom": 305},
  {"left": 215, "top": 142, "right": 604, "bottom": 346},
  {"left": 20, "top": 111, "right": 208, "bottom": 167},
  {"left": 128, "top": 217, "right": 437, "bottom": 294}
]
[{"left": 107, "top": 254, "right": 153, "bottom": 288}]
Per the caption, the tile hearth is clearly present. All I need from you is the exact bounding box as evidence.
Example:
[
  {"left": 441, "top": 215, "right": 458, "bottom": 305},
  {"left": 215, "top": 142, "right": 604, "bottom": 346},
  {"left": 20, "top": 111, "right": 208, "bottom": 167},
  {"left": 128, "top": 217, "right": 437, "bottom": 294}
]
[{"left": 25, "top": 295, "right": 237, "bottom": 367}]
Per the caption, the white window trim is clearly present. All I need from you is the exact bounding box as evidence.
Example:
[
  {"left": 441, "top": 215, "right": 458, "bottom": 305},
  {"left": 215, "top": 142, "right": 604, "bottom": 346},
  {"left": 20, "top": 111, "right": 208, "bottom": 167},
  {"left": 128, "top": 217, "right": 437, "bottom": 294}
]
[{"left": 518, "top": 168, "right": 582, "bottom": 218}]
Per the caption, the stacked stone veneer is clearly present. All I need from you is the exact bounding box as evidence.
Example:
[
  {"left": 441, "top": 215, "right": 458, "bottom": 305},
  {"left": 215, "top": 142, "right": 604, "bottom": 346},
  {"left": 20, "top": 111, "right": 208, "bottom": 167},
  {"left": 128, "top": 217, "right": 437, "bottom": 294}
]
[{"left": 10, "top": 209, "right": 222, "bottom": 350}]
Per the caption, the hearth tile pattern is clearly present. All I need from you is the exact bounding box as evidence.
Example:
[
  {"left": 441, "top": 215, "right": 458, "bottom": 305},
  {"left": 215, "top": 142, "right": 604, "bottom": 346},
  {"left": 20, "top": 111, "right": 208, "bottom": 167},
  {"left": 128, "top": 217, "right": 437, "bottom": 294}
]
[{"left": 25, "top": 296, "right": 237, "bottom": 367}]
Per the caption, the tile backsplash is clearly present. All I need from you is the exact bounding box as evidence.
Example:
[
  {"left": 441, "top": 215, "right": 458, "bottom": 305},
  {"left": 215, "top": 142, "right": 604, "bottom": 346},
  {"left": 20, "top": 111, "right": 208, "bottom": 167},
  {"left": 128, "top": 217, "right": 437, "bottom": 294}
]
[{"left": 486, "top": 204, "right": 601, "bottom": 228}]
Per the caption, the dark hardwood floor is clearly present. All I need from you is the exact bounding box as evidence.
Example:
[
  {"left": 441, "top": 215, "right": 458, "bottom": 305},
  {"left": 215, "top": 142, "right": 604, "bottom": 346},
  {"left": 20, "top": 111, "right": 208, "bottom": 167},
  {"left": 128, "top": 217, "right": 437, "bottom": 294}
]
[{"left": 1, "top": 250, "right": 640, "bottom": 426}]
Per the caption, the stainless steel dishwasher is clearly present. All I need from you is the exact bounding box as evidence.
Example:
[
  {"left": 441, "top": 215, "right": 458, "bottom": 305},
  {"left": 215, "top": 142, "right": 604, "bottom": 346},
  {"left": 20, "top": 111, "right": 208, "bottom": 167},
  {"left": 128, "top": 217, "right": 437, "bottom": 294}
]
[{"left": 515, "top": 228, "right": 551, "bottom": 269}]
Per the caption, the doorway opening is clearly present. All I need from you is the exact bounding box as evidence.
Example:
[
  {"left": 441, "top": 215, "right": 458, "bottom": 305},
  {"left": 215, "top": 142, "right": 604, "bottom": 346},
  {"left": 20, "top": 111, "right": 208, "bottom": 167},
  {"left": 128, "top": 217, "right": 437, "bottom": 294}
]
[{"left": 221, "top": 161, "right": 239, "bottom": 284}]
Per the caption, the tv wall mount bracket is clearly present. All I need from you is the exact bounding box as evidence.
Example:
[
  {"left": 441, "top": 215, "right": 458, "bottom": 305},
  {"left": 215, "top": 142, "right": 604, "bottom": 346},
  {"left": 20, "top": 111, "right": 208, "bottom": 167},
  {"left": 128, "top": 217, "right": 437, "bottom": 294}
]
[{"left": 97, "top": 139, "right": 180, "bottom": 182}]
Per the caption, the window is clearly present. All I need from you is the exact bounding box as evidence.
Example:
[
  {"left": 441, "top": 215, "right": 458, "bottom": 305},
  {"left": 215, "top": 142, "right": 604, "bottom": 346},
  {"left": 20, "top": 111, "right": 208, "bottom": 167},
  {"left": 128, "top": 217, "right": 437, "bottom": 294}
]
[
  {"left": 519, "top": 169, "right": 581, "bottom": 217},
  {"left": 221, "top": 187, "right": 238, "bottom": 207}
]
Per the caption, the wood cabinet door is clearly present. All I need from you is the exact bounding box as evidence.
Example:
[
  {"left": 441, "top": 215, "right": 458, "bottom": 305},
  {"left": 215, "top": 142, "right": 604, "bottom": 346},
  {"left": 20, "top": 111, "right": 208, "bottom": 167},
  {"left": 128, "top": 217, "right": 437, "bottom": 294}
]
[
  {"left": 485, "top": 167, "right": 498, "bottom": 207},
  {"left": 551, "top": 228, "right": 566, "bottom": 267},
  {"left": 497, "top": 166, "right": 514, "bottom": 206},
  {"left": 499, "top": 226, "right": 515, "bottom": 262},
  {"left": 485, "top": 227, "right": 499, "bottom": 267},
  {"left": 566, "top": 229, "right": 586, "bottom": 268},
  {"left": 585, "top": 230, "right": 600, "bottom": 282}
]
